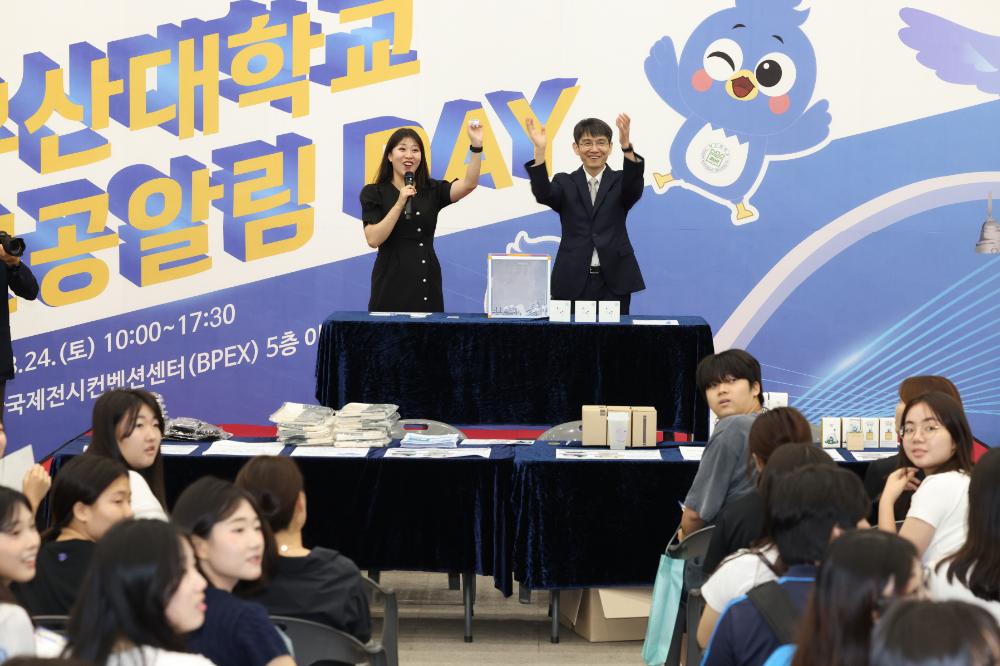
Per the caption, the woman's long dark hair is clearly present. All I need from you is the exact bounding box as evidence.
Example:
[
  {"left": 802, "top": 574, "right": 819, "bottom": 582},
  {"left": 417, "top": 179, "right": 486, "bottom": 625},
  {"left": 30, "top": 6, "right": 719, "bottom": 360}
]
[
  {"left": 171, "top": 476, "right": 277, "bottom": 594},
  {"left": 45, "top": 455, "right": 128, "bottom": 542},
  {"left": 235, "top": 456, "right": 304, "bottom": 533},
  {"left": 86, "top": 389, "right": 166, "bottom": 507},
  {"left": 897, "top": 391, "right": 974, "bottom": 476},
  {"left": 870, "top": 599, "right": 1000, "bottom": 665},
  {"left": 371, "top": 127, "right": 430, "bottom": 189},
  {"left": 937, "top": 447, "right": 1000, "bottom": 603},
  {"left": 0, "top": 487, "right": 33, "bottom": 604},
  {"left": 64, "top": 520, "right": 190, "bottom": 662},
  {"left": 792, "top": 530, "right": 918, "bottom": 666}
]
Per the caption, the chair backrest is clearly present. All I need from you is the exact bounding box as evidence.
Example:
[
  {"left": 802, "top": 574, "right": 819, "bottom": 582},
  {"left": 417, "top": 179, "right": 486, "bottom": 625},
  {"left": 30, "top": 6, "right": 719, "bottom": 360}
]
[
  {"left": 362, "top": 575, "right": 399, "bottom": 666},
  {"left": 537, "top": 420, "right": 583, "bottom": 442},
  {"left": 271, "top": 615, "right": 386, "bottom": 666},
  {"left": 686, "top": 588, "right": 707, "bottom": 666},
  {"left": 30, "top": 615, "right": 70, "bottom": 633},
  {"left": 666, "top": 524, "right": 715, "bottom": 561},
  {"left": 390, "top": 419, "right": 466, "bottom": 439}
]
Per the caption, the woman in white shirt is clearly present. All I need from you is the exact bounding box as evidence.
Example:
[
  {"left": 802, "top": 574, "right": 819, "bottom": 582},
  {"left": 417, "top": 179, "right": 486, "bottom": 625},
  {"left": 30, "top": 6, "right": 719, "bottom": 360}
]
[
  {"left": 85, "top": 389, "right": 168, "bottom": 520},
  {"left": 0, "top": 487, "right": 40, "bottom": 661},
  {"left": 928, "top": 448, "right": 1000, "bottom": 625},
  {"left": 65, "top": 519, "right": 216, "bottom": 665},
  {"left": 879, "top": 391, "right": 974, "bottom": 565}
]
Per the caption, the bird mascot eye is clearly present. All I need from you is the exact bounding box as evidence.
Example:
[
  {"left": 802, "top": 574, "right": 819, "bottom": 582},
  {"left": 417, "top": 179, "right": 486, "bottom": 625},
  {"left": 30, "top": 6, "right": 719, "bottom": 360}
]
[
  {"left": 754, "top": 52, "right": 797, "bottom": 97},
  {"left": 703, "top": 38, "right": 744, "bottom": 81}
]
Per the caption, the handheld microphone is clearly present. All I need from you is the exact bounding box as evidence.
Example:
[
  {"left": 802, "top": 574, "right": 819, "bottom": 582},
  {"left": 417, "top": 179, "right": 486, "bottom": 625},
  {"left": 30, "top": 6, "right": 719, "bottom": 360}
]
[{"left": 404, "top": 171, "right": 415, "bottom": 219}]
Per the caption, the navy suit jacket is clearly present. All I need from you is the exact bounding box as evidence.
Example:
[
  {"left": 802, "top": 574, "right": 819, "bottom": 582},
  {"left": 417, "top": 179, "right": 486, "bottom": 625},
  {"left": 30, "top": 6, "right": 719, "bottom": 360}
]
[{"left": 526, "top": 156, "right": 646, "bottom": 299}]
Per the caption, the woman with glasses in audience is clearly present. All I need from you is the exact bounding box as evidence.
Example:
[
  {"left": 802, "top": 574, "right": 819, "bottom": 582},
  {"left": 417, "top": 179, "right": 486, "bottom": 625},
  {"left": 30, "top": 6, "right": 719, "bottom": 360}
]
[
  {"left": 865, "top": 376, "right": 966, "bottom": 521},
  {"left": 64, "top": 519, "right": 215, "bottom": 665},
  {"left": 235, "top": 456, "right": 371, "bottom": 642},
  {"left": 927, "top": 447, "right": 1000, "bottom": 624},
  {"left": 85, "top": 389, "right": 167, "bottom": 520},
  {"left": 767, "top": 530, "right": 923, "bottom": 666},
  {"left": 869, "top": 599, "right": 1000, "bottom": 666},
  {"left": 14, "top": 456, "right": 133, "bottom": 616},
  {"left": 879, "top": 392, "right": 974, "bottom": 565},
  {"left": 172, "top": 477, "right": 294, "bottom": 666}
]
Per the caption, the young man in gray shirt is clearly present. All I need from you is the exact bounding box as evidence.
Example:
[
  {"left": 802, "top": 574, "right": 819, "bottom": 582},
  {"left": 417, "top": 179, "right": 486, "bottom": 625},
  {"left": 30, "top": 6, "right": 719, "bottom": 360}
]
[{"left": 679, "top": 349, "right": 764, "bottom": 540}]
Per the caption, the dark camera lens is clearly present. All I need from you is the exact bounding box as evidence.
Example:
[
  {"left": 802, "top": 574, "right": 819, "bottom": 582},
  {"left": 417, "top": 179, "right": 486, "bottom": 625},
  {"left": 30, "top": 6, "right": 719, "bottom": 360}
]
[
  {"left": 0, "top": 233, "right": 25, "bottom": 258},
  {"left": 5, "top": 237, "right": 25, "bottom": 257}
]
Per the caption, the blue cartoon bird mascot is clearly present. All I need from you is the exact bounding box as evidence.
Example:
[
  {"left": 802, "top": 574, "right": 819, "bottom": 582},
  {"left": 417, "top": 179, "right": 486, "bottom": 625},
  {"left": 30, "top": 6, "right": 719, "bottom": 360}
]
[{"left": 644, "top": 0, "right": 831, "bottom": 224}]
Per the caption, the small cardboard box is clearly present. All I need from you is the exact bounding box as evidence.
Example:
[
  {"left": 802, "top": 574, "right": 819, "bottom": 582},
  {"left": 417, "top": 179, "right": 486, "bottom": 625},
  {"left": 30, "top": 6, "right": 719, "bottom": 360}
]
[
  {"left": 821, "top": 417, "right": 841, "bottom": 449},
  {"left": 631, "top": 406, "right": 658, "bottom": 448},
  {"left": 879, "top": 418, "right": 898, "bottom": 447},
  {"left": 575, "top": 300, "right": 597, "bottom": 323},
  {"left": 846, "top": 431, "right": 865, "bottom": 451},
  {"left": 761, "top": 392, "right": 789, "bottom": 410},
  {"left": 861, "top": 418, "right": 880, "bottom": 449},
  {"left": 841, "top": 418, "right": 862, "bottom": 446},
  {"left": 558, "top": 587, "right": 652, "bottom": 642},
  {"left": 549, "top": 300, "right": 571, "bottom": 322},
  {"left": 606, "top": 406, "right": 632, "bottom": 445},
  {"left": 582, "top": 405, "right": 608, "bottom": 446},
  {"left": 598, "top": 300, "right": 621, "bottom": 323},
  {"left": 607, "top": 412, "right": 630, "bottom": 450}
]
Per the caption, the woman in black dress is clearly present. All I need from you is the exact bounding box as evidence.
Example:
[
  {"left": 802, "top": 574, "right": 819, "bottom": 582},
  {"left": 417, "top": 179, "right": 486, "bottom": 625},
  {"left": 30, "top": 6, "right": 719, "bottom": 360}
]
[{"left": 361, "top": 122, "right": 483, "bottom": 312}]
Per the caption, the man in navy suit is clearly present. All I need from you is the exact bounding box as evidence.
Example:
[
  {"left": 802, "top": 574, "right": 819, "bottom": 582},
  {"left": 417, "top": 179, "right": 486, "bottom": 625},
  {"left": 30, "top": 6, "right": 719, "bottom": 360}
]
[{"left": 525, "top": 114, "right": 645, "bottom": 314}]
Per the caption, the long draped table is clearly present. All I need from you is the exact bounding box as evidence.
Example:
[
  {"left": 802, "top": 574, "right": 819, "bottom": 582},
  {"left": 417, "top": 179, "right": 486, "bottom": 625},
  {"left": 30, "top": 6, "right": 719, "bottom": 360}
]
[
  {"left": 52, "top": 436, "right": 519, "bottom": 597},
  {"left": 49, "top": 434, "right": 887, "bottom": 642},
  {"left": 315, "top": 312, "right": 715, "bottom": 440}
]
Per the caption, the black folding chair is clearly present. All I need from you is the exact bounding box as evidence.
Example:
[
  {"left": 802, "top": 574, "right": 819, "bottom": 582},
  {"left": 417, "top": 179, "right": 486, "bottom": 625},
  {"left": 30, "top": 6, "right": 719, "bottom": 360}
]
[
  {"left": 272, "top": 615, "right": 387, "bottom": 666},
  {"left": 663, "top": 524, "right": 715, "bottom": 666}
]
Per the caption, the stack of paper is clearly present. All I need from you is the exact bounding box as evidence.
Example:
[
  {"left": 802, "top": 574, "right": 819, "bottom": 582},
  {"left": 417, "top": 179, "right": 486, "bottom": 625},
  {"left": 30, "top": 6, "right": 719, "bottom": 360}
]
[
  {"left": 269, "top": 402, "right": 337, "bottom": 446},
  {"left": 332, "top": 403, "right": 399, "bottom": 447},
  {"left": 400, "top": 433, "right": 460, "bottom": 448}
]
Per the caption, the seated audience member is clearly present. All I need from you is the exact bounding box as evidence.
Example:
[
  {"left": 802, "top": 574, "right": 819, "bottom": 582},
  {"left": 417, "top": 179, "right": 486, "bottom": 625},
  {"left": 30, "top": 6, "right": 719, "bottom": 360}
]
[
  {"left": 172, "top": 477, "right": 294, "bottom": 666},
  {"left": 0, "top": 487, "right": 41, "bottom": 660},
  {"left": 679, "top": 349, "right": 764, "bottom": 540},
  {"left": 879, "top": 391, "right": 973, "bottom": 564},
  {"left": 14, "top": 456, "right": 132, "bottom": 616},
  {"left": 777, "top": 531, "right": 922, "bottom": 666},
  {"left": 698, "top": 443, "right": 836, "bottom": 648},
  {"left": 869, "top": 599, "right": 1000, "bottom": 666},
  {"left": 85, "top": 389, "right": 167, "bottom": 520},
  {"left": 865, "top": 376, "right": 966, "bottom": 520},
  {"left": 700, "top": 464, "right": 869, "bottom": 666},
  {"left": 928, "top": 447, "right": 1000, "bottom": 624},
  {"left": 235, "top": 456, "right": 371, "bottom": 642},
  {"left": 703, "top": 407, "right": 814, "bottom": 573},
  {"left": 65, "top": 519, "right": 215, "bottom": 665}
]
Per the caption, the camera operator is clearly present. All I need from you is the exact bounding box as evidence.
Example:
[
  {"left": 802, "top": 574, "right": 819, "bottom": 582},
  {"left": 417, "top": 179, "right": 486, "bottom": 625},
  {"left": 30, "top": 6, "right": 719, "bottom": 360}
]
[{"left": 0, "top": 238, "right": 38, "bottom": 422}]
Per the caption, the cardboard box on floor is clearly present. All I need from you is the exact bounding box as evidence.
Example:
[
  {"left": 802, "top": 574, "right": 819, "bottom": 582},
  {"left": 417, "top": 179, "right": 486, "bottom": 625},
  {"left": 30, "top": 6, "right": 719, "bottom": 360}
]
[{"left": 558, "top": 587, "right": 652, "bottom": 642}]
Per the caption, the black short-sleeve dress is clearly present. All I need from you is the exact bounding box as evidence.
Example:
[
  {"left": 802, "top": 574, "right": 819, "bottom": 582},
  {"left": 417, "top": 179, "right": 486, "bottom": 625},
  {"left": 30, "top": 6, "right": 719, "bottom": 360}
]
[{"left": 360, "top": 178, "right": 454, "bottom": 312}]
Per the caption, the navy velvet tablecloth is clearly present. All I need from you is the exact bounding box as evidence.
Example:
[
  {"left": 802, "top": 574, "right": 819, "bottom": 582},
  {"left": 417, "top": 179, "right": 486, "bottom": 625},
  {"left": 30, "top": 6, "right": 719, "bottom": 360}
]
[
  {"left": 50, "top": 435, "right": 886, "bottom": 596},
  {"left": 509, "top": 442, "right": 886, "bottom": 590},
  {"left": 511, "top": 442, "right": 699, "bottom": 590},
  {"left": 315, "top": 312, "right": 714, "bottom": 440},
  {"left": 52, "top": 438, "right": 517, "bottom": 596}
]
